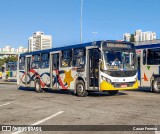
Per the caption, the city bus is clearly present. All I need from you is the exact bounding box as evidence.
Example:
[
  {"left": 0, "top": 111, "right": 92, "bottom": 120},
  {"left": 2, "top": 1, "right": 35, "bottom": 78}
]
[
  {"left": 135, "top": 41, "right": 160, "bottom": 93},
  {"left": 17, "top": 40, "right": 138, "bottom": 97},
  {"left": 1, "top": 62, "right": 17, "bottom": 81}
]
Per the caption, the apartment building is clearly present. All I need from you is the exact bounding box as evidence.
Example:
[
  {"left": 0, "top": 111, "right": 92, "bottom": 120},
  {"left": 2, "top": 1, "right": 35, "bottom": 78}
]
[{"left": 28, "top": 31, "right": 52, "bottom": 52}]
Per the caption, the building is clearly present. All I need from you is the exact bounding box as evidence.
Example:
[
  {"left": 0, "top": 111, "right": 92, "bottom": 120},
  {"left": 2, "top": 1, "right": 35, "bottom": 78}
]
[
  {"left": 2, "top": 46, "right": 15, "bottom": 52},
  {"left": 28, "top": 31, "right": 52, "bottom": 52},
  {"left": 123, "top": 33, "right": 131, "bottom": 42},
  {"left": 123, "top": 30, "right": 157, "bottom": 42},
  {"left": 16, "top": 46, "right": 28, "bottom": 53},
  {"left": 0, "top": 45, "right": 28, "bottom": 59},
  {"left": 134, "top": 39, "right": 160, "bottom": 46},
  {"left": 135, "top": 30, "right": 143, "bottom": 41},
  {"left": 0, "top": 46, "right": 17, "bottom": 59}
]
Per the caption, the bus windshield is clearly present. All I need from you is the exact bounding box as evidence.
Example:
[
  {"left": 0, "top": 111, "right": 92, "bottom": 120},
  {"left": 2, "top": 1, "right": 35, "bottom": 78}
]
[
  {"left": 6, "top": 62, "right": 17, "bottom": 71},
  {"left": 103, "top": 50, "right": 136, "bottom": 71}
]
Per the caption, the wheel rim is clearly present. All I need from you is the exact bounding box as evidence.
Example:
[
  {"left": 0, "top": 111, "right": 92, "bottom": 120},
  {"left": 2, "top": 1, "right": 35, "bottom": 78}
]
[
  {"left": 77, "top": 84, "right": 84, "bottom": 94},
  {"left": 154, "top": 81, "right": 160, "bottom": 91},
  {"left": 36, "top": 82, "right": 40, "bottom": 91}
]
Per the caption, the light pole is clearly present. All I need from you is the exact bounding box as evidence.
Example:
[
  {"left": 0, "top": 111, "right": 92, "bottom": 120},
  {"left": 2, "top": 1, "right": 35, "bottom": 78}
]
[{"left": 80, "top": 0, "right": 83, "bottom": 44}]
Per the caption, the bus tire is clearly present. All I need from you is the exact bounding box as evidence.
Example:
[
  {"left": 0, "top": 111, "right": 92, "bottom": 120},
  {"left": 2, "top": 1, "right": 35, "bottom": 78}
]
[
  {"left": 108, "top": 90, "right": 118, "bottom": 96},
  {"left": 152, "top": 78, "right": 160, "bottom": 93},
  {"left": 76, "top": 80, "right": 88, "bottom": 97},
  {"left": 35, "top": 79, "right": 43, "bottom": 93}
]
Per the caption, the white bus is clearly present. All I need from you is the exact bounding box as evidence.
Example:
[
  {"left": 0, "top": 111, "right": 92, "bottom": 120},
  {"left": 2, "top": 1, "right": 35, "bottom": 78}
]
[
  {"left": 135, "top": 42, "right": 160, "bottom": 93},
  {"left": 17, "top": 40, "right": 138, "bottom": 97}
]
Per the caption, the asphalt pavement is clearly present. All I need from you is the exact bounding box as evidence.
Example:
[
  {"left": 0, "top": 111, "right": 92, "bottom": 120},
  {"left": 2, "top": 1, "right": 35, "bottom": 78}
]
[{"left": 0, "top": 84, "right": 160, "bottom": 134}]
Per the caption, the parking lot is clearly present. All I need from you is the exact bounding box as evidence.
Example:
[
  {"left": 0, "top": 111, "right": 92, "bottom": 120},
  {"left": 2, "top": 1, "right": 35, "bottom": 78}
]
[{"left": 0, "top": 84, "right": 160, "bottom": 134}]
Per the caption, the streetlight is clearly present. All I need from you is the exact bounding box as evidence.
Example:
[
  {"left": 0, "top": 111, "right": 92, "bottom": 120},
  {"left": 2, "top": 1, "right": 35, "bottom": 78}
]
[{"left": 80, "top": 0, "right": 83, "bottom": 44}]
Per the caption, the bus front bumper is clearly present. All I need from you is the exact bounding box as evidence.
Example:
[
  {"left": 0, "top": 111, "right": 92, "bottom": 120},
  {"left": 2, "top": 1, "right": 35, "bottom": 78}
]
[{"left": 100, "top": 80, "right": 138, "bottom": 91}]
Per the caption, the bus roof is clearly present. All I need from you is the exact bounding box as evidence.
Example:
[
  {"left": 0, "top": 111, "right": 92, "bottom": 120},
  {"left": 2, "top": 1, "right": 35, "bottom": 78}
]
[
  {"left": 20, "top": 40, "right": 134, "bottom": 56},
  {"left": 135, "top": 43, "right": 160, "bottom": 49},
  {"left": 134, "top": 39, "right": 160, "bottom": 49}
]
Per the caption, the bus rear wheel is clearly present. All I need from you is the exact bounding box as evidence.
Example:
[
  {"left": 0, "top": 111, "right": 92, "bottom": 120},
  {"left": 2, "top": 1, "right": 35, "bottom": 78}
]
[
  {"left": 35, "top": 79, "right": 43, "bottom": 93},
  {"left": 76, "top": 80, "right": 88, "bottom": 97},
  {"left": 108, "top": 90, "right": 118, "bottom": 96},
  {"left": 152, "top": 78, "right": 160, "bottom": 93}
]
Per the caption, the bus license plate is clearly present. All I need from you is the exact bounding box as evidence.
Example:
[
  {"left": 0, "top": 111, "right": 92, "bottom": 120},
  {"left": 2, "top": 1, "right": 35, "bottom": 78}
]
[{"left": 121, "top": 84, "right": 127, "bottom": 88}]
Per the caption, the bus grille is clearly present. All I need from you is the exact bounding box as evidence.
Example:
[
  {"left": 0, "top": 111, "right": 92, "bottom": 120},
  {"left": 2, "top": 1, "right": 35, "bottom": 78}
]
[{"left": 108, "top": 71, "right": 137, "bottom": 77}]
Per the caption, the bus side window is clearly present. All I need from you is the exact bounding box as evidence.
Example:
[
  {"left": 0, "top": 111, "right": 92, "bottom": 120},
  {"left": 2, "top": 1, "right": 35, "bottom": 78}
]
[
  {"left": 53, "top": 54, "right": 59, "bottom": 69},
  {"left": 6, "top": 64, "right": 10, "bottom": 71},
  {"left": 32, "top": 55, "right": 41, "bottom": 69},
  {"left": 2, "top": 67, "right": 5, "bottom": 72},
  {"left": 147, "top": 48, "right": 160, "bottom": 65},
  {"left": 137, "top": 55, "right": 140, "bottom": 69},
  {"left": 73, "top": 49, "right": 85, "bottom": 67},
  {"left": 61, "top": 50, "right": 72, "bottom": 67},
  {"left": 143, "top": 49, "right": 146, "bottom": 65},
  {"left": 12, "top": 65, "right": 14, "bottom": 70},
  {"left": 147, "top": 49, "right": 152, "bottom": 65},
  {"left": 41, "top": 53, "right": 49, "bottom": 68},
  {"left": 19, "top": 57, "right": 25, "bottom": 70}
]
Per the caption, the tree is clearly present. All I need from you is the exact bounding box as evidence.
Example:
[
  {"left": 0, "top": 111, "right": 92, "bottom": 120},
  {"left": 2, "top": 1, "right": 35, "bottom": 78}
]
[
  {"left": 0, "top": 56, "right": 17, "bottom": 67},
  {"left": 130, "top": 34, "right": 135, "bottom": 42},
  {"left": 0, "top": 58, "right": 5, "bottom": 68}
]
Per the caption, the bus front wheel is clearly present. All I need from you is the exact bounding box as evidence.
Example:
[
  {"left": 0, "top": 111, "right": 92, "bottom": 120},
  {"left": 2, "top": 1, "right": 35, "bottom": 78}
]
[
  {"left": 108, "top": 90, "right": 118, "bottom": 96},
  {"left": 152, "top": 78, "right": 160, "bottom": 93},
  {"left": 35, "top": 79, "right": 43, "bottom": 93},
  {"left": 76, "top": 80, "right": 88, "bottom": 97}
]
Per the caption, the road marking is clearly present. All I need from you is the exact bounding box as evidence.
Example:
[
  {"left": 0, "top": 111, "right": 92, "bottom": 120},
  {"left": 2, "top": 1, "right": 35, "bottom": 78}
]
[
  {"left": 0, "top": 103, "right": 10, "bottom": 107},
  {"left": 12, "top": 111, "right": 64, "bottom": 134},
  {"left": 31, "top": 111, "right": 64, "bottom": 125}
]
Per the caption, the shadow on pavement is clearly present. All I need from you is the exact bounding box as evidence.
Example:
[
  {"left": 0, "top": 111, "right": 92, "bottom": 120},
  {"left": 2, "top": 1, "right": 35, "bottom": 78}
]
[
  {"left": 125, "top": 87, "right": 160, "bottom": 94},
  {"left": 88, "top": 91, "right": 127, "bottom": 97},
  {"left": 18, "top": 86, "right": 35, "bottom": 92},
  {"left": 18, "top": 86, "right": 127, "bottom": 97}
]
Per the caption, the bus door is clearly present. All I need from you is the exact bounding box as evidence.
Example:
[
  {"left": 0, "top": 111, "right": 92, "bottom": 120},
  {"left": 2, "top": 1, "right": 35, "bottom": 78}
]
[
  {"left": 88, "top": 48, "right": 99, "bottom": 90},
  {"left": 51, "top": 53, "right": 59, "bottom": 89},
  {"left": 25, "top": 56, "right": 32, "bottom": 86},
  {"left": 141, "top": 49, "right": 151, "bottom": 87},
  {"left": 137, "top": 55, "right": 141, "bottom": 87}
]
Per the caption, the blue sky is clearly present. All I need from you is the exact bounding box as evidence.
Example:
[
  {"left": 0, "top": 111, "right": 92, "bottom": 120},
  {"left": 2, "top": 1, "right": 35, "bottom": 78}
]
[{"left": 0, "top": 0, "right": 160, "bottom": 48}]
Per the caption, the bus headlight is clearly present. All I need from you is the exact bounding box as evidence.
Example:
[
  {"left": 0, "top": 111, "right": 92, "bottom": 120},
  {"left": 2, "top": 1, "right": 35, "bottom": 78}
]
[{"left": 102, "top": 76, "right": 112, "bottom": 84}]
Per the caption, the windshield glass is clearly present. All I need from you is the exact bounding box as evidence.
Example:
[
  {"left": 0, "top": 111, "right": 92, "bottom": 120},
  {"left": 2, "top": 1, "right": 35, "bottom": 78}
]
[
  {"left": 102, "top": 50, "right": 136, "bottom": 71},
  {"left": 6, "top": 63, "right": 17, "bottom": 71}
]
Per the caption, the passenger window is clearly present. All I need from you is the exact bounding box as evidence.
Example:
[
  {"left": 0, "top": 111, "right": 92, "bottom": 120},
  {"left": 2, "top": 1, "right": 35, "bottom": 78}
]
[
  {"left": 32, "top": 54, "right": 41, "bottom": 69},
  {"left": 19, "top": 57, "right": 25, "bottom": 70},
  {"left": 147, "top": 48, "right": 160, "bottom": 65},
  {"left": 73, "top": 49, "right": 85, "bottom": 67},
  {"left": 143, "top": 49, "right": 146, "bottom": 65},
  {"left": 61, "top": 50, "right": 72, "bottom": 67},
  {"left": 41, "top": 53, "right": 49, "bottom": 68},
  {"left": 6, "top": 65, "right": 10, "bottom": 71}
]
